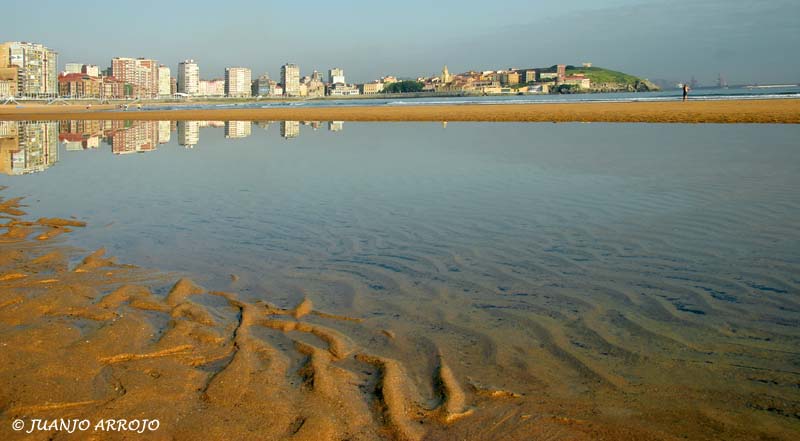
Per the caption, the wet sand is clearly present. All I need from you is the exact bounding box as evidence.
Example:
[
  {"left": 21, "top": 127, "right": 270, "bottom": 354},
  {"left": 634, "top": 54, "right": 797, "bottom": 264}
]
[
  {"left": 3, "top": 173, "right": 800, "bottom": 441},
  {"left": 1, "top": 99, "right": 799, "bottom": 123}
]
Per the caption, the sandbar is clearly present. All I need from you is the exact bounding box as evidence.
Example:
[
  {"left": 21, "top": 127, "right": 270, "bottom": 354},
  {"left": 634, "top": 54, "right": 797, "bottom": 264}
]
[{"left": 1, "top": 99, "right": 799, "bottom": 123}]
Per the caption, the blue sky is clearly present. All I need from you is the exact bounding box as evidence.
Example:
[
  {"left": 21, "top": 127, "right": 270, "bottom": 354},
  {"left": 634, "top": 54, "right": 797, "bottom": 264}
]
[{"left": 7, "top": 0, "right": 800, "bottom": 85}]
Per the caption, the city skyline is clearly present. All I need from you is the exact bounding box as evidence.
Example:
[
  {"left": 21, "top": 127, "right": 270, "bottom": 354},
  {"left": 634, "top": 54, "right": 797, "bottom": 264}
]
[{"left": 7, "top": 0, "right": 799, "bottom": 86}]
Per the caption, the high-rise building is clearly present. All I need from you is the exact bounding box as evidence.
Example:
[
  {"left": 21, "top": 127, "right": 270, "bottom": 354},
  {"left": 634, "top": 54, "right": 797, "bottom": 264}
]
[
  {"left": 557, "top": 64, "right": 566, "bottom": 81},
  {"left": 158, "top": 65, "right": 171, "bottom": 96},
  {"left": 0, "top": 42, "right": 58, "bottom": 96},
  {"left": 281, "top": 64, "right": 300, "bottom": 96},
  {"left": 328, "top": 67, "right": 345, "bottom": 84},
  {"left": 170, "top": 77, "right": 177, "bottom": 95},
  {"left": 225, "top": 67, "right": 251, "bottom": 97},
  {"left": 111, "top": 57, "right": 159, "bottom": 98},
  {"left": 178, "top": 60, "right": 199, "bottom": 95}
]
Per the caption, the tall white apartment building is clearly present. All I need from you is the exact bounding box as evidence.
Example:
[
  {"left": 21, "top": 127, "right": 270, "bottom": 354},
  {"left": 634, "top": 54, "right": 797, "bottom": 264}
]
[
  {"left": 281, "top": 64, "right": 300, "bottom": 96},
  {"left": 178, "top": 60, "right": 199, "bottom": 95},
  {"left": 157, "top": 65, "right": 171, "bottom": 96},
  {"left": 225, "top": 67, "right": 251, "bottom": 97}
]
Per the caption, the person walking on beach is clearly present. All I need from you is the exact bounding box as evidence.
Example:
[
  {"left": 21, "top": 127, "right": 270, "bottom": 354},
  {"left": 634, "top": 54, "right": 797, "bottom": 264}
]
[{"left": 682, "top": 83, "right": 691, "bottom": 101}]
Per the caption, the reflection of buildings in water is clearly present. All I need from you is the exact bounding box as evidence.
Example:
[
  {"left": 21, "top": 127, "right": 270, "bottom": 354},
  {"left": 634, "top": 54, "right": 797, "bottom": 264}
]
[
  {"left": 178, "top": 121, "right": 200, "bottom": 148},
  {"left": 328, "top": 121, "right": 344, "bottom": 132},
  {"left": 224, "top": 121, "right": 252, "bottom": 139},
  {"left": 199, "top": 121, "right": 224, "bottom": 128},
  {"left": 254, "top": 121, "right": 272, "bottom": 131},
  {"left": 109, "top": 120, "right": 158, "bottom": 155},
  {"left": 0, "top": 121, "right": 59, "bottom": 175},
  {"left": 59, "top": 120, "right": 103, "bottom": 150},
  {"left": 281, "top": 121, "right": 300, "bottom": 139},
  {"left": 158, "top": 121, "right": 171, "bottom": 144}
]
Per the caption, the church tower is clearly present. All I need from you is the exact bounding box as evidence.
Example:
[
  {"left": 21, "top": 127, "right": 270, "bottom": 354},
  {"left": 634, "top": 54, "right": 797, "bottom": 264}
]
[{"left": 441, "top": 65, "right": 452, "bottom": 83}]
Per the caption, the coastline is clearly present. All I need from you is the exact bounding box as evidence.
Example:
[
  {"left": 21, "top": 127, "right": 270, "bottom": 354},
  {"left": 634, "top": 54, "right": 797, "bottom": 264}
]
[{"left": 1, "top": 98, "right": 799, "bottom": 123}]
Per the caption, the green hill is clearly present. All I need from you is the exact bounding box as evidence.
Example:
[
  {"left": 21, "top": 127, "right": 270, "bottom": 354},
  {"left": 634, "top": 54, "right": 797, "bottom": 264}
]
[
  {"left": 539, "top": 65, "right": 660, "bottom": 92},
  {"left": 565, "top": 67, "right": 639, "bottom": 84}
]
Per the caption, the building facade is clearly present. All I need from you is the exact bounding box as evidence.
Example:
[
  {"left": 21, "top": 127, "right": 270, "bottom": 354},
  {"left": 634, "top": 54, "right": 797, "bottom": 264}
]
[
  {"left": 499, "top": 71, "right": 520, "bottom": 86},
  {"left": 328, "top": 67, "right": 345, "bottom": 84},
  {"left": 225, "top": 67, "right": 251, "bottom": 97},
  {"left": 158, "top": 65, "right": 171, "bottom": 96},
  {"left": 199, "top": 79, "right": 225, "bottom": 96},
  {"left": 111, "top": 57, "right": 158, "bottom": 98},
  {"left": 178, "top": 60, "right": 199, "bottom": 95},
  {"left": 329, "top": 83, "right": 360, "bottom": 96},
  {"left": 58, "top": 73, "right": 102, "bottom": 97},
  {"left": 83, "top": 64, "right": 100, "bottom": 77},
  {"left": 361, "top": 82, "right": 384, "bottom": 94},
  {"left": 0, "top": 42, "right": 58, "bottom": 96},
  {"left": 281, "top": 64, "right": 300, "bottom": 96},
  {"left": 252, "top": 74, "right": 272, "bottom": 96},
  {"left": 522, "top": 70, "right": 537, "bottom": 84}
]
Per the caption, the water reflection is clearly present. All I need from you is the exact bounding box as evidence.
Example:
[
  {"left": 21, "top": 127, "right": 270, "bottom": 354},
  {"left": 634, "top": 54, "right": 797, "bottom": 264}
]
[
  {"left": 0, "top": 120, "right": 349, "bottom": 175},
  {"left": 1, "top": 121, "right": 798, "bottom": 440},
  {"left": 0, "top": 120, "right": 59, "bottom": 175}
]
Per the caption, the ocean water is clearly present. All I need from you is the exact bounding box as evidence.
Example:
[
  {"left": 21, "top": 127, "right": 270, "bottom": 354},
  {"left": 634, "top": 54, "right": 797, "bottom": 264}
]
[
  {"left": 1, "top": 120, "right": 799, "bottom": 438},
  {"left": 130, "top": 85, "right": 800, "bottom": 112}
]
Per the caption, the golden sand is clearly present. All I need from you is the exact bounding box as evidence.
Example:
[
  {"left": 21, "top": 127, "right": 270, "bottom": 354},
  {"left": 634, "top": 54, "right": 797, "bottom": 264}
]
[{"left": 1, "top": 99, "right": 799, "bottom": 123}]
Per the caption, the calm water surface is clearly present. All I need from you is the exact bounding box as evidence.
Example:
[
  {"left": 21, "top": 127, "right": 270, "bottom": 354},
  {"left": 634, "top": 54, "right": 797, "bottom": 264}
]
[{"left": 2, "top": 120, "right": 799, "bottom": 437}]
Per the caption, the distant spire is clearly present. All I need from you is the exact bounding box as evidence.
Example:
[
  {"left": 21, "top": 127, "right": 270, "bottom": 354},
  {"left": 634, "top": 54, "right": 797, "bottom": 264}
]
[{"left": 441, "top": 65, "right": 451, "bottom": 83}]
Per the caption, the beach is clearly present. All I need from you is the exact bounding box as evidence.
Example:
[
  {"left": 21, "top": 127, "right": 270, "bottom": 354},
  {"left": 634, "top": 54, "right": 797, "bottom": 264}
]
[
  {"left": 2, "top": 121, "right": 800, "bottom": 440},
  {"left": 0, "top": 191, "right": 652, "bottom": 441},
  {"left": 1, "top": 98, "right": 799, "bottom": 123}
]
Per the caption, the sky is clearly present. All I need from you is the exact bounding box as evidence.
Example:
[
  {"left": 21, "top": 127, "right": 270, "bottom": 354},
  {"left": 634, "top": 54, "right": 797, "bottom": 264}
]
[{"left": 6, "top": 0, "right": 800, "bottom": 85}]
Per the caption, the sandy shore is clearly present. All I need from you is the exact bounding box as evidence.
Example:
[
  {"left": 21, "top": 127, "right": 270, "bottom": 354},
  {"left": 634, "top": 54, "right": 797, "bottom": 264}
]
[
  {"left": 0, "top": 99, "right": 798, "bottom": 123},
  {"left": 3, "top": 185, "right": 800, "bottom": 440}
]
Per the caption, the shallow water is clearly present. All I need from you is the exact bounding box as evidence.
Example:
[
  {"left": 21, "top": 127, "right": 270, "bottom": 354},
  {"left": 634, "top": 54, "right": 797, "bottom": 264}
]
[{"left": 2, "top": 119, "right": 799, "bottom": 438}]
